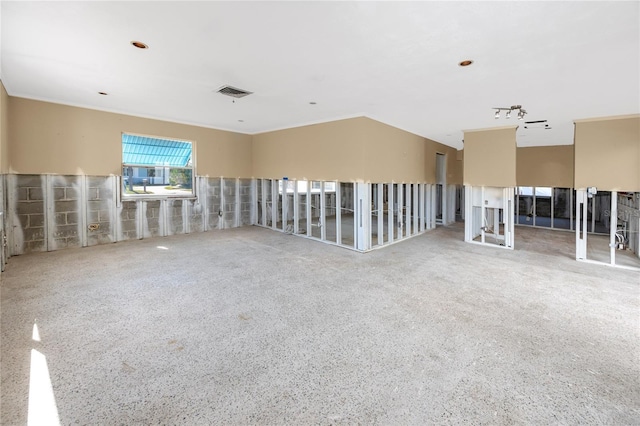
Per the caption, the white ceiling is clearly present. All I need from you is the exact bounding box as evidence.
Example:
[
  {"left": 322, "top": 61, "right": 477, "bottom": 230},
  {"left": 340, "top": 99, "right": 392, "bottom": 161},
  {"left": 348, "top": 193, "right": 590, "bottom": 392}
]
[{"left": 1, "top": 1, "right": 639, "bottom": 150}]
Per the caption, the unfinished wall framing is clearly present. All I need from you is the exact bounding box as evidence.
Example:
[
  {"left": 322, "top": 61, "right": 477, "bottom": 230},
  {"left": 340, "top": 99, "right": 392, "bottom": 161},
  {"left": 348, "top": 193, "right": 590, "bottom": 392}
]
[
  {"left": 5, "top": 174, "right": 254, "bottom": 256},
  {"left": 253, "top": 178, "right": 456, "bottom": 252}
]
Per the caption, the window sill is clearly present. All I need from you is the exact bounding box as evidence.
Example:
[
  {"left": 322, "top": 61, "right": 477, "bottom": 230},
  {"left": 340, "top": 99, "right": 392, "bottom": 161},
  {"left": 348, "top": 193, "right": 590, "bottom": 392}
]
[{"left": 122, "top": 194, "right": 197, "bottom": 201}]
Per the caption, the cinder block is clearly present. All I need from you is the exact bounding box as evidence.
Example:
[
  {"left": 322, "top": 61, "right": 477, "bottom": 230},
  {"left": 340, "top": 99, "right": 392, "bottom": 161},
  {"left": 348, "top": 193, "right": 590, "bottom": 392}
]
[
  {"left": 53, "top": 225, "right": 78, "bottom": 238},
  {"left": 65, "top": 188, "right": 79, "bottom": 200},
  {"left": 17, "top": 188, "right": 29, "bottom": 201},
  {"left": 55, "top": 200, "right": 78, "bottom": 213},
  {"left": 88, "top": 176, "right": 108, "bottom": 188},
  {"left": 88, "top": 211, "right": 100, "bottom": 223},
  {"left": 98, "top": 210, "right": 111, "bottom": 222},
  {"left": 53, "top": 188, "right": 66, "bottom": 200},
  {"left": 16, "top": 175, "right": 42, "bottom": 188},
  {"left": 26, "top": 240, "right": 46, "bottom": 252},
  {"left": 65, "top": 236, "right": 81, "bottom": 248},
  {"left": 91, "top": 223, "right": 111, "bottom": 234},
  {"left": 88, "top": 234, "right": 114, "bottom": 246},
  {"left": 54, "top": 212, "right": 67, "bottom": 225},
  {"left": 28, "top": 187, "right": 44, "bottom": 201},
  {"left": 208, "top": 216, "right": 219, "bottom": 229},
  {"left": 67, "top": 212, "right": 79, "bottom": 225},
  {"left": 121, "top": 220, "right": 136, "bottom": 232},
  {"left": 88, "top": 200, "right": 109, "bottom": 212},
  {"left": 17, "top": 201, "right": 44, "bottom": 215},
  {"left": 190, "top": 219, "right": 203, "bottom": 233},
  {"left": 25, "top": 227, "right": 45, "bottom": 242},
  {"left": 87, "top": 188, "right": 99, "bottom": 200},
  {"left": 17, "top": 214, "right": 29, "bottom": 228}
]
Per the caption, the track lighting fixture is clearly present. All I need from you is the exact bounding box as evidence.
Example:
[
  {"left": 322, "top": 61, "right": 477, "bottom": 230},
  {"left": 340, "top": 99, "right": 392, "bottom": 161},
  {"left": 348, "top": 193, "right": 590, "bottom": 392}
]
[{"left": 492, "top": 105, "right": 527, "bottom": 120}]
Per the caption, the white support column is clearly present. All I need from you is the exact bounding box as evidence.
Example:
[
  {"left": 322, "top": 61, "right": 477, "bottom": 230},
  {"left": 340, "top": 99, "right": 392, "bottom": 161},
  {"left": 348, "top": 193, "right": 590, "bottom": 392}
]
[
  {"left": 590, "top": 196, "right": 596, "bottom": 233},
  {"left": 219, "top": 177, "right": 225, "bottom": 230},
  {"left": 336, "top": 183, "right": 342, "bottom": 244},
  {"left": 405, "top": 184, "right": 412, "bottom": 236},
  {"left": 201, "top": 177, "right": 209, "bottom": 231},
  {"left": 79, "top": 175, "right": 88, "bottom": 247},
  {"left": 464, "top": 185, "right": 473, "bottom": 242},
  {"left": 480, "top": 186, "right": 485, "bottom": 244},
  {"left": 293, "top": 180, "right": 299, "bottom": 234},
  {"left": 576, "top": 190, "right": 587, "bottom": 260},
  {"left": 235, "top": 178, "right": 241, "bottom": 228},
  {"left": 430, "top": 184, "right": 437, "bottom": 229},
  {"left": 532, "top": 188, "right": 537, "bottom": 227},
  {"left": 353, "top": 183, "right": 358, "bottom": 247},
  {"left": 44, "top": 175, "right": 54, "bottom": 251},
  {"left": 610, "top": 191, "right": 617, "bottom": 265},
  {"left": 442, "top": 184, "right": 447, "bottom": 226},
  {"left": 261, "top": 180, "right": 267, "bottom": 227},
  {"left": 425, "top": 184, "right": 431, "bottom": 230},
  {"left": 320, "top": 182, "right": 326, "bottom": 241},
  {"left": 183, "top": 198, "right": 190, "bottom": 234},
  {"left": 306, "top": 183, "right": 312, "bottom": 237},
  {"left": 550, "top": 188, "right": 555, "bottom": 229},
  {"left": 271, "top": 179, "right": 278, "bottom": 231},
  {"left": 356, "top": 182, "right": 370, "bottom": 251},
  {"left": 413, "top": 184, "right": 419, "bottom": 234},
  {"left": 503, "top": 187, "right": 515, "bottom": 249},
  {"left": 281, "top": 180, "right": 287, "bottom": 232},
  {"left": 419, "top": 183, "right": 426, "bottom": 232},
  {"left": 388, "top": 183, "right": 394, "bottom": 244},
  {"left": 377, "top": 183, "right": 384, "bottom": 245},
  {"left": 397, "top": 184, "right": 404, "bottom": 238}
]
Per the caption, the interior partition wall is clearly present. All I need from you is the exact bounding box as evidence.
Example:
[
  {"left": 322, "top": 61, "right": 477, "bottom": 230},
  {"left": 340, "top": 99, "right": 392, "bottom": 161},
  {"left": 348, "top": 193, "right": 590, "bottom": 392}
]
[
  {"left": 464, "top": 185, "right": 515, "bottom": 249},
  {"left": 254, "top": 179, "right": 437, "bottom": 252},
  {"left": 576, "top": 190, "right": 640, "bottom": 270}
]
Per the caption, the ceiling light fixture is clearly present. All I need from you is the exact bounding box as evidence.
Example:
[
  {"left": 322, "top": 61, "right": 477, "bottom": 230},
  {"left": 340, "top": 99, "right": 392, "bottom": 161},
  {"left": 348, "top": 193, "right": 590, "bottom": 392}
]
[
  {"left": 459, "top": 60, "right": 474, "bottom": 67},
  {"left": 131, "top": 41, "right": 148, "bottom": 49},
  {"left": 492, "top": 105, "right": 527, "bottom": 120}
]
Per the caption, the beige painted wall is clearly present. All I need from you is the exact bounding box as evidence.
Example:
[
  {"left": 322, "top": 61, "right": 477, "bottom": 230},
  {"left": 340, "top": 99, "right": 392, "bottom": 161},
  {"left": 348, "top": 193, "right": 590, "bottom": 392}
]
[
  {"left": 574, "top": 115, "right": 640, "bottom": 191},
  {"left": 0, "top": 81, "right": 8, "bottom": 174},
  {"left": 252, "top": 117, "right": 438, "bottom": 183},
  {"left": 9, "top": 97, "right": 252, "bottom": 177},
  {"left": 252, "top": 117, "right": 367, "bottom": 181},
  {"left": 463, "top": 127, "right": 517, "bottom": 187},
  {"left": 516, "top": 145, "right": 574, "bottom": 188},
  {"left": 362, "top": 119, "right": 427, "bottom": 183}
]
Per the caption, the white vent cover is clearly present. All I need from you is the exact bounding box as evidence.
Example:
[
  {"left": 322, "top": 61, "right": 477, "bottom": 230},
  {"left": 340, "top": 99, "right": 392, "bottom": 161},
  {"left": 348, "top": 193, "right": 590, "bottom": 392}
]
[{"left": 217, "top": 85, "right": 253, "bottom": 98}]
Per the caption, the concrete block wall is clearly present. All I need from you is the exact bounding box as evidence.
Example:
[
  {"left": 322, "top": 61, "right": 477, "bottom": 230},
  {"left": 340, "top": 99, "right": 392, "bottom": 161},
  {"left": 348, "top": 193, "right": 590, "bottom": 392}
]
[{"left": 5, "top": 175, "right": 255, "bottom": 257}]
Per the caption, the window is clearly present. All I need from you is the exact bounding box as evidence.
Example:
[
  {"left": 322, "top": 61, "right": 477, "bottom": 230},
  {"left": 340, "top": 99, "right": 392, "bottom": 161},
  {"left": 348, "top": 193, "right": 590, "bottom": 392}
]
[{"left": 122, "top": 133, "right": 194, "bottom": 197}]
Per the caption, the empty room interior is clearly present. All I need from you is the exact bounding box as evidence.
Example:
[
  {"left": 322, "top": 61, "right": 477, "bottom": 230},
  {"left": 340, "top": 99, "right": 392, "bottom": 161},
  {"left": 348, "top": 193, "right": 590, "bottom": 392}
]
[{"left": 1, "top": 2, "right": 639, "bottom": 425}]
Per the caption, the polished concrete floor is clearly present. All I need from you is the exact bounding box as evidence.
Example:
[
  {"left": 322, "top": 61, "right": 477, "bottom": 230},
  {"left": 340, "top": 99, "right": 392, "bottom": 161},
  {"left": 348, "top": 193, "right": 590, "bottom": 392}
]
[{"left": 1, "top": 224, "right": 639, "bottom": 424}]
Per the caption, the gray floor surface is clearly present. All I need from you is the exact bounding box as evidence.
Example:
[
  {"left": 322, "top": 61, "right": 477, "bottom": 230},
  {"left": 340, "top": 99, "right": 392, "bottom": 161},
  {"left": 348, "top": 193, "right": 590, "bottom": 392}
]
[{"left": 1, "top": 224, "right": 639, "bottom": 425}]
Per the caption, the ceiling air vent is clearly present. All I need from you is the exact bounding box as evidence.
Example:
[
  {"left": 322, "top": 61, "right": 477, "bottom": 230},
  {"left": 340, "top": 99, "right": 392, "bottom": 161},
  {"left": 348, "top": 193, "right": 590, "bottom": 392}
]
[{"left": 217, "top": 85, "right": 253, "bottom": 99}]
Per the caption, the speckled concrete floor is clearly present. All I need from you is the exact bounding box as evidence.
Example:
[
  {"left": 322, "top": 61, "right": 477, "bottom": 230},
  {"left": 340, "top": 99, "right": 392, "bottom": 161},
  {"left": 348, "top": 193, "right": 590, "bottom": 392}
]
[{"left": 1, "top": 224, "right": 639, "bottom": 425}]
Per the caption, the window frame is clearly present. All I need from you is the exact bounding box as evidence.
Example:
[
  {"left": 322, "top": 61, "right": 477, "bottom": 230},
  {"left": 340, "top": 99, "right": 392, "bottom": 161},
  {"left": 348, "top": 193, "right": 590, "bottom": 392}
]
[{"left": 121, "top": 132, "right": 196, "bottom": 200}]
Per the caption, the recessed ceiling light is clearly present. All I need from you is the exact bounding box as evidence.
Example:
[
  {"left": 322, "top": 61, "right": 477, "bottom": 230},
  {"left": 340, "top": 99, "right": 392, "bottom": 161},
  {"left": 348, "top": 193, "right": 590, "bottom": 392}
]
[
  {"left": 309, "top": 101, "right": 317, "bottom": 105},
  {"left": 458, "top": 60, "right": 473, "bottom": 67},
  {"left": 131, "top": 41, "right": 148, "bottom": 49},
  {"left": 98, "top": 92, "right": 108, "bottom": 95}
]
